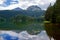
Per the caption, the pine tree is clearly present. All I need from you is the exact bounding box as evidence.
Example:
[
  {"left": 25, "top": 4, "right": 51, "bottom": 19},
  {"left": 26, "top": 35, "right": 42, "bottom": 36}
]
[{"left": 45, "top": 0, "right": 60, "bottom": 40}]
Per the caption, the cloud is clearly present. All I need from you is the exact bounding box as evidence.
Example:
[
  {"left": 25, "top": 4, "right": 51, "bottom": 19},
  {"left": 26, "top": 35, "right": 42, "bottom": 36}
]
[
  {"left": 0, "top": 0, "right": 5, "bottom": 4},
  {"left": 0, "top": 4, "right": 19, "bottom": 10},
  {"left": 0, "top": 30, "right": 54, "bottom": 40},
  {"left": 0, "top": 30, "right": 52, "bottom": 40},
  {"left": 0, "top": 0, "right": 56, "bottom": 10}
]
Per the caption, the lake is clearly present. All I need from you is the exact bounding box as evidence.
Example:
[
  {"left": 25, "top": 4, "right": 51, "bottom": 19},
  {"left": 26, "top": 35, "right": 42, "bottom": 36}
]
[{"left": 0, "top": 30, "right": 54, "bottom": 40}]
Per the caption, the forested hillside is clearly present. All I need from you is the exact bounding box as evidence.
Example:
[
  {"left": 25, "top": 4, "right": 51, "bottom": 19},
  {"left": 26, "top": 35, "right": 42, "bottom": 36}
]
[{"left": 45, "top": 0, "right": 60, "bottom": 40}]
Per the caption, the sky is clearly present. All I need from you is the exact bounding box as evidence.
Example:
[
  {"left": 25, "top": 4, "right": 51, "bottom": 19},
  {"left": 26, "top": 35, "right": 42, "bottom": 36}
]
[{"left": 0, "top": 0, "right": 56, "bottom": 10}]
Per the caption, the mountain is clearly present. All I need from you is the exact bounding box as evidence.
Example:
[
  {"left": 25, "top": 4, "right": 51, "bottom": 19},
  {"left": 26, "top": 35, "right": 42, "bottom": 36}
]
[
  {"left": 27, "top": 5, "right": 41, "bottom": 11},
  {"left": 12, "top": 7, "right": 23, "bottom": 11},
  {"left": 26, "top": 5, "right": 45, "bottom": 17},
  {"left": 0, "top": 5, "right": 45, "bottom": 19}
]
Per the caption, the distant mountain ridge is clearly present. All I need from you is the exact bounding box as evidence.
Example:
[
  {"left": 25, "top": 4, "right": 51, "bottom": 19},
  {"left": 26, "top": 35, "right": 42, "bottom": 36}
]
[
  {"left": 0, "top": 5, "right": 45, "bottom": 19},
  {"left": 12, "top": 7, "right": 23, "bottom": 11}
]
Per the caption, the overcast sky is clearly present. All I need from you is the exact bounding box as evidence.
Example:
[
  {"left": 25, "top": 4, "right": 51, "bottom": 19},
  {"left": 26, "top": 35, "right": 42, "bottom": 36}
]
[{"left": 0, "top": 0, "right": 56, "bottom": 10}]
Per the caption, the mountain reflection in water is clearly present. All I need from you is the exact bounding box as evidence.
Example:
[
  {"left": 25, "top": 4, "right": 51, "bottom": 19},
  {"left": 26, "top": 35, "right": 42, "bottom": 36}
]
[{"left": 0, "top": 30, "right": 54, "bottom": 40}]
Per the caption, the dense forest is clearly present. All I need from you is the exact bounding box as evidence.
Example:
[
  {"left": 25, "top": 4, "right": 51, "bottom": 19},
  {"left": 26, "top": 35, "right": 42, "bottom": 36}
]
[{"left": 45, "top": 0, "right": 60, "bottom": 40}]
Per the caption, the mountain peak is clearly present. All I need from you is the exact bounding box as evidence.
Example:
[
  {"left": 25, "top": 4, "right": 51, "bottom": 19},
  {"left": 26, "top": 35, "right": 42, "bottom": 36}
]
[
  {"left": 12, "top": 7, "right": 22, "bottom": 11},
  {"left": 27, "top": 5, "right": 41, "bottom": 11}
]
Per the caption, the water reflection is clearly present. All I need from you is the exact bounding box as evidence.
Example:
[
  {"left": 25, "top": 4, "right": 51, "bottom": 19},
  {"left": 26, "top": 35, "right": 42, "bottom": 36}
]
[{"left": 0, "top": 30, "right": 54, "bottom": 40}]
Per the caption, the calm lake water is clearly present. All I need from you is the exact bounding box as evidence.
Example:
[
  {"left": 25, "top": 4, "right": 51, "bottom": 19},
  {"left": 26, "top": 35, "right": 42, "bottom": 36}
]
[{"left": 0, "top": 30, "right": 54, "bottom": 40}]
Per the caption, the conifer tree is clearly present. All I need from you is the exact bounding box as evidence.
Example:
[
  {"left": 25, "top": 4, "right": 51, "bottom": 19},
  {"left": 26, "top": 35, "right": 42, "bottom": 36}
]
[{"left": 45, "top": 0, "right": 60, "bottom": 40}]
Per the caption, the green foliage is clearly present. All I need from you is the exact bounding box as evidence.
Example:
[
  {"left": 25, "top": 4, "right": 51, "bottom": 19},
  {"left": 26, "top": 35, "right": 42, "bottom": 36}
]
[
  {"left": 45, "top": 0, "right": 60, "bottom": 23},
  {"left": 10, "top": 14, "right": 34, "bottom": 27},
  {"left": 45, "top": 3, "right": 53, "bottom": 22},
  {"left": 45, "top": 0, "right": 60, "bottom": 40},
  {"left": 0, "top": 17, "right": 6, "bottom": 24},
  {"left": 56, "top": 16, "right": 60, "bottom": 23}
]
